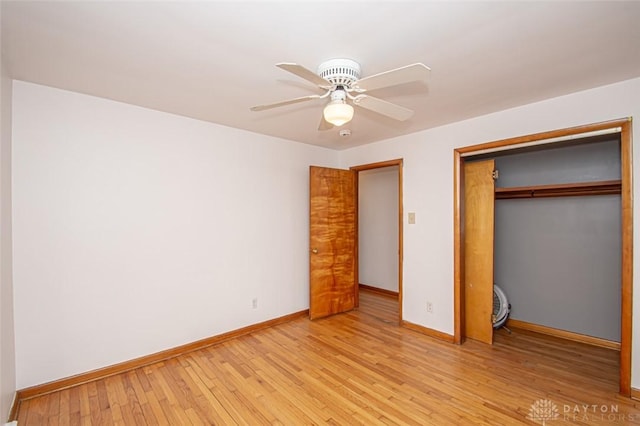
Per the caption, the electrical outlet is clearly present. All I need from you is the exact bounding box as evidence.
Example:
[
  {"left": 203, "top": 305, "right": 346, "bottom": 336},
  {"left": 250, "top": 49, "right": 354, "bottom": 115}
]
[
  {"left": 427, "top": 302, "right": 433, "bottom": 313},
  {"left": 252, "top": 298, "right": 258, "bottom": 309}
]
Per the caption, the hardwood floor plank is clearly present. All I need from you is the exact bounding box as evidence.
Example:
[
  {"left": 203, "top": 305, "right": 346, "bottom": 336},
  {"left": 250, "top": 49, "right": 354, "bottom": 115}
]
[
  {"left": 85, "top": 381, "right": 103, "bottom": 425},
  {"left": 15, "top": 289, "right": 640, "bottom": 424},
  {"left": 181, "top": 358, "right": 239, "bottom": 425},
  {"left": 57, "top": 388, "right": 70, "bottom": 425},
  {"left": 142, "top": 390, "right": 169, "bottom": 425},
  {"left": 249, "top": 358, "right": 330, "bottom": 424},
  {"left": 158, "top": 397, "right": 187, "bottom": 425}
]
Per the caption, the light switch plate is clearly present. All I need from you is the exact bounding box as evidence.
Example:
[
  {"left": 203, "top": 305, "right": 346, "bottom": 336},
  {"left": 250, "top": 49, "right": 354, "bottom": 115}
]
[{"left": 408, "top": 212, "right": 416, "bottom": 224}]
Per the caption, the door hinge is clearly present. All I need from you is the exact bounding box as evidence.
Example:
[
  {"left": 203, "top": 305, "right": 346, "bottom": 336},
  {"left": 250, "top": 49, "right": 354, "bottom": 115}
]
[{"left": 492, "top": 169, "right": 499, "bottom": 180}]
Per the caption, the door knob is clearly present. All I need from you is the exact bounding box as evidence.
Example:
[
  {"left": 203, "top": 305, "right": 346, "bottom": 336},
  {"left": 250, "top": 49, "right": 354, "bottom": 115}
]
[{"left": 312, "top": 248, "right": 318, "bottom": 254}]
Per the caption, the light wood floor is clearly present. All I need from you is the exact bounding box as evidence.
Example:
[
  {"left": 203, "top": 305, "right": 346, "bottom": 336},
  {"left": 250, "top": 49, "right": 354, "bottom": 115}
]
[{"left": 16, "top": 290, "right": 640, "bottom": 425}]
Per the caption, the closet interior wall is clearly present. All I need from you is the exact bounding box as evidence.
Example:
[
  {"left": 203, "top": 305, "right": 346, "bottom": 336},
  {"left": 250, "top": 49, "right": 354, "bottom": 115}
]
[{"left": 491, "top": 136, "right": 622, "bottom": 342}]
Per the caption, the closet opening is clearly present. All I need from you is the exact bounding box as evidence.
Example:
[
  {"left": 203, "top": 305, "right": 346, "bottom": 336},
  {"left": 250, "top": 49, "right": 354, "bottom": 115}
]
[{"left": 453, "top": 118, "right": 632, "bottom": 395}]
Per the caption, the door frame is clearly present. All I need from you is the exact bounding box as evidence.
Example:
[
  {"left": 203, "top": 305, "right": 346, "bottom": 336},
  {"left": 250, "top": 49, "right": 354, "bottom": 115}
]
[
  {"left": 350, "top": 159, "right": 404, "bottom": 323},
  {"left": 453, "top": 118, "right": 633, "bottom": 395}
]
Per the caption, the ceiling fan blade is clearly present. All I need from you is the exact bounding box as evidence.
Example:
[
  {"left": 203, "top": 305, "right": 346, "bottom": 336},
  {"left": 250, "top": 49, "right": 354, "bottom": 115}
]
[
  {"left": 318, "top": 114, "right": 334, "bottom": 131},
  {"left": 250, "top": 94, "right": 321, "bottom": 112},
  {"left": 353, "top": 95, "right": 414, "bottom": 121},
  {"left": 276, "top": 63, "right": 332, "bottom": 89},
  {"left": 352, "top": 63, "right": 430, "bottom": 92}
]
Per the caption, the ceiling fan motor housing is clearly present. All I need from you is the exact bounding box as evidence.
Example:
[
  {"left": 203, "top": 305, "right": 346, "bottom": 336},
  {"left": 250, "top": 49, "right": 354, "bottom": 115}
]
[{"left": 317, "top": 58, "right": 361, "bottom": 88}]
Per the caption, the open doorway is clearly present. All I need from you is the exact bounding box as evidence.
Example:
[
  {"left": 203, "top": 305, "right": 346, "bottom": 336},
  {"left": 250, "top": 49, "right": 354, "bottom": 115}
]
[{"left": 351, "top": 160, "right": 403, "bottom": 324}]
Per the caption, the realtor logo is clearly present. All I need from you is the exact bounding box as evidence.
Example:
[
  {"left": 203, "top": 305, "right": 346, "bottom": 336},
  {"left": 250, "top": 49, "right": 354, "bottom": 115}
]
[{"left": 527, "top": 399, "right": 559, "bottom": 425}]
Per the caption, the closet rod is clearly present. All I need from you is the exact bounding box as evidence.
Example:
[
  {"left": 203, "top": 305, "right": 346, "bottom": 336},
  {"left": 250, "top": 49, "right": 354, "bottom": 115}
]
[{"left": 495, "top": 179, "right": 622, "bottom": 200}]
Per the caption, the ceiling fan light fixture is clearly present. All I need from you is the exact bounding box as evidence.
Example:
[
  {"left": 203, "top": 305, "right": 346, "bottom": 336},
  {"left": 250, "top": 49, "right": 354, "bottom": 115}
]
[
  {"left": 323, "top": 100, "right": 354, "bottom": 127},
  {"left": 252, "top": 60, "right": 430, "bottom": 131}
]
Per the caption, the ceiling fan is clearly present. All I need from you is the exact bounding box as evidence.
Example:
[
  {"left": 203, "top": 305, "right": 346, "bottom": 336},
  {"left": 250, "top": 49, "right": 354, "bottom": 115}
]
[{"left": 250, "top": 58, "right": 430, "bottom": 130}]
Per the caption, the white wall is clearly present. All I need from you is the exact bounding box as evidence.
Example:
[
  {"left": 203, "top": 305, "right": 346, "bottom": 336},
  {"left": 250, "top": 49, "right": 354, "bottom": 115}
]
[
  {"left": 339, "top": 77, "right": 640, "bottom": 386},
  {"left": 11, "top": 81, "right": 338, "bottom": 389},
  {"left": 0, "top": 5, "right": 17, "bottom": 417},
  {"left": 358, "top": 167, "right": 398, "bottom": 292}
]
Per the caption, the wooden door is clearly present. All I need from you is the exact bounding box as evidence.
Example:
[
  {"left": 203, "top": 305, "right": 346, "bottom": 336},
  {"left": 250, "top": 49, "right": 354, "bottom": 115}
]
[
  {"left": 309, "top": 166, "right": 357, "bottom": 320},
  {"left": 463, "top": 160, "right": 495, "bottom": 344}
]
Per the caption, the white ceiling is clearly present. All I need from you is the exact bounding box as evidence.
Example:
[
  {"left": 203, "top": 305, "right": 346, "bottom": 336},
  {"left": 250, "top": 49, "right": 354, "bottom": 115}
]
[{"left": 2, "top": 1, "right": 640, "bottom": 150}]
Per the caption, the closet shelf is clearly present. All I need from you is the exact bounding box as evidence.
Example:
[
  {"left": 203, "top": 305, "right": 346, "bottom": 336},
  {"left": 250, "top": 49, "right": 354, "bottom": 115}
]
[{"left": 495, "top": 179, "right": 621, "bottom": 199}]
